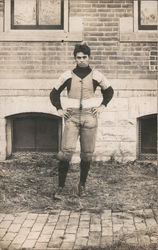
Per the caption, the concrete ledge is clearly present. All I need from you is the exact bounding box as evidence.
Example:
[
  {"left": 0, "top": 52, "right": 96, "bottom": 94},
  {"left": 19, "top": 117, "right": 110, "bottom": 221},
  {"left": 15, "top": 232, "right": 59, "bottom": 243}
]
[
  {"left": 120, "top": 32, "right": 158, "bottom": 42},
  {"left": 0, "top": 89, "right": 157, "bottom": 97},
  {"left": 0, "top": 79, "right": 157, "bottom": 90},
  {"left": 0, "top": 31, "right": 83, "bottom": 42}
]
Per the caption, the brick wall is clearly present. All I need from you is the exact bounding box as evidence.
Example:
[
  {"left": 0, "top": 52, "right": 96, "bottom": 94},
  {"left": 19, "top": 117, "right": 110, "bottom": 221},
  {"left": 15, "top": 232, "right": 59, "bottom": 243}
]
[
  {"left": 0, "top": 0, "right": 157, "bottom": 80},
  {"left": 0, "top": 0, "right": 3, "bottom": 16}
]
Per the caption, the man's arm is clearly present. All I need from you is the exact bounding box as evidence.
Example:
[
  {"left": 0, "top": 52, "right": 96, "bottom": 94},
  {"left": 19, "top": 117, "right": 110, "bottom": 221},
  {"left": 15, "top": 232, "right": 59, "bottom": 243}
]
[
  {"left": 91, "top": 86, "right": 114, "bottom": 115},
  {"left": 101, "top": 86, "right": 114, "bottom": 107},
  {"left": 91, "top": 70, "right": 114, "bottom": 115},
  {"left": 50, "top": 88, "right": 62, "bottom": 110},
  {"left": 50, "top": 70, "right": 72, "bottom": 111},
  {"left": 50, "top": 82, "right": 72, "bottom": 118},
  {"left": 93, "top": 69, "right": 114, "bottom": 106}
]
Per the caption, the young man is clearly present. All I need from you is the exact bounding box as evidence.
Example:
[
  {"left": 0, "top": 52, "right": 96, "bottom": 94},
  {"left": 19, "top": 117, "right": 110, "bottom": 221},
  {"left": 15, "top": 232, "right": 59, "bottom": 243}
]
[{"left": 50, "top": 43, "right": 114, "bottom": 198}]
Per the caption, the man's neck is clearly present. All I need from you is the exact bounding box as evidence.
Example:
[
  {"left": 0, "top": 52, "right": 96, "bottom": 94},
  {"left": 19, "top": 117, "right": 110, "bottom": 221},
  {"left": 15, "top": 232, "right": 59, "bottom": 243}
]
[
  {"left": 73, "top": 65, "right": 92, "bottom": 79},
  {"left": 76, "top": 65, "right": 90, "bottom": 69}
]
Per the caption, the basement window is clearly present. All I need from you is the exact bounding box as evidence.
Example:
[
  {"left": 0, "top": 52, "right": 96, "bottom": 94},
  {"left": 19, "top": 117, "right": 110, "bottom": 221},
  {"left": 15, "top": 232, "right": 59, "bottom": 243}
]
[
  {"left": 6, "top": 113, "right": 62, "bottom": 156},
  {"left": 138, "top": 114, "right": 157, "bottom": 160}
]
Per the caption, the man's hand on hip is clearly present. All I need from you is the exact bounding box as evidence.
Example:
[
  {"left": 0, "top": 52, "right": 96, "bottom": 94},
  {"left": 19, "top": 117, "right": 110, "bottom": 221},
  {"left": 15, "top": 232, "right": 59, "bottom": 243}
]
[
  {"left": 91, "top": 105, "right": 105, "bottom": 116},
  {"left": 58, "top": 109, "right": 72, "bottom": 119}
]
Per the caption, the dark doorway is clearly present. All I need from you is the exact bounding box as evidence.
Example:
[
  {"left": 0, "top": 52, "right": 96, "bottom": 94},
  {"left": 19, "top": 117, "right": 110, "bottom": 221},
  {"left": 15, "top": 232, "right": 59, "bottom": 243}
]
[
  {"left": 12, "top": 113, "right": 61, "bottom": 152},
  {"left": 138, "top": 114, "right": 157, "bottom": 159}
]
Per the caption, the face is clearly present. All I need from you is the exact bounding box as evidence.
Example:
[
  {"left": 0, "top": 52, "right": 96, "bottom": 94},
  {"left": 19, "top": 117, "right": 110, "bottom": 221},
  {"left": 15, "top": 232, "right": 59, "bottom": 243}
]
[{"left": 75, "top": 52, "right": 90, "bottom": 68}]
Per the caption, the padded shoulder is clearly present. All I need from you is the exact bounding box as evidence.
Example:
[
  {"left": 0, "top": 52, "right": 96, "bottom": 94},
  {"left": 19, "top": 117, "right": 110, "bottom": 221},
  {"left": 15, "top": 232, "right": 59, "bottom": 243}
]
[
  {"left": 54, "top": 70, "right": 72, "bottom": 90},
  {"left": 92, "top": 69, "right": 110, "bottom": 89}
]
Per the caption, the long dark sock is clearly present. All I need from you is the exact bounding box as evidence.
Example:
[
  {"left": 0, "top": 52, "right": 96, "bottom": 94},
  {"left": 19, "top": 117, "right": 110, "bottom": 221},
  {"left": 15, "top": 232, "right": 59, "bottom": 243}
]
[
  {"left": 58, "top": 160, "right": 69, "bottom": 188},
  {"left": 80, "top": 160, "right": 90, "bottom": 186}
]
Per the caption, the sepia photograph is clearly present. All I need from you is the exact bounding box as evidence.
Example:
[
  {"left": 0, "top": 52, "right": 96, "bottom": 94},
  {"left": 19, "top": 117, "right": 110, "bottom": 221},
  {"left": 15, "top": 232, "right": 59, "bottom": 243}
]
[{"left": 0, "top": 0, "right": 157, "bottom": 249}]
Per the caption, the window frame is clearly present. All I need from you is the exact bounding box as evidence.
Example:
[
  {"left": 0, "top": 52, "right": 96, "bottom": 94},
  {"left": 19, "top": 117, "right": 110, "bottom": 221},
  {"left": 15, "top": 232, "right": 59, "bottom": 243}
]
[
  {"left": 119, "top": 0, "right": 157, "bottom": 42},
  {"left": 137, "top": 114, "right": 157, "bottom": 160},
  {"left": 0, "top": 0, "right": 82, "bottom": 41},
  {"left": 11, "top": 0, "right": 64, "bottom": 30},
  {"left": 138, "top": 0, "right": 157, "bottom": 30}
]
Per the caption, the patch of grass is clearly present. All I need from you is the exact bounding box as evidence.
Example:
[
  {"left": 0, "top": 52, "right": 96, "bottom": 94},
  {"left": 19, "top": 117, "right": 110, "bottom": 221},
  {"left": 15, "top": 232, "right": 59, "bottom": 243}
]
[{"left": 0, "top": 153, "right": 158, "bottom": 213}]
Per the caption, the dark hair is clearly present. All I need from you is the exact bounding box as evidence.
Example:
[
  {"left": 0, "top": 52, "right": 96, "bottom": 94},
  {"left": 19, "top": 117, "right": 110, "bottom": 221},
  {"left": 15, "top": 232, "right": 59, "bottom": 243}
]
[{"left": 73, "top": 43, "right": 91, "bottom": 57}]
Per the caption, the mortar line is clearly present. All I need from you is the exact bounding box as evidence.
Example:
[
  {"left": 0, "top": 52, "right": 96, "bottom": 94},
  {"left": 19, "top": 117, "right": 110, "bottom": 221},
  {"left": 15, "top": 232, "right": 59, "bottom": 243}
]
[{"left": 47, "top": 210, "right": 61, "bottom": 248}]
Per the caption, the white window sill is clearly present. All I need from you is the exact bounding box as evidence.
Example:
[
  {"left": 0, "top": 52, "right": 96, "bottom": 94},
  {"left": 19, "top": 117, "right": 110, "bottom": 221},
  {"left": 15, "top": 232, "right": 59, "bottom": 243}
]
[
  {"left": 120, "top": 31, "right": 158, "bottom": 42},
  {"left": 0, "top": 30, "right": 82, "bottom": 42}
]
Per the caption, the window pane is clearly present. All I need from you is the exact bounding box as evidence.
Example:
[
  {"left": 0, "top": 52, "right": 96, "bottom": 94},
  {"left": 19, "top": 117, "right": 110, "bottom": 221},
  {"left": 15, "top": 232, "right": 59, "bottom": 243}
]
[
  {"left": 39, "top": 0, "right": 61, "bottom": 25},
  {"left": 14, "top": 0, "right": 36, "bottom": 25},
  {"left": 141, "top": 0, "right": 157, "bottom": 26}
]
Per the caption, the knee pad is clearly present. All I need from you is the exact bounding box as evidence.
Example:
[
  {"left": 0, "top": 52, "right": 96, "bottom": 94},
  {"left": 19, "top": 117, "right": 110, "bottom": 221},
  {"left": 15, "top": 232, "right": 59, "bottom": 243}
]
[
  {"left": 57, "top": 150, "right": 73, "bottom": 161},
  {"left": 80, "top": 152, "right": 93, "bottom": 162}
]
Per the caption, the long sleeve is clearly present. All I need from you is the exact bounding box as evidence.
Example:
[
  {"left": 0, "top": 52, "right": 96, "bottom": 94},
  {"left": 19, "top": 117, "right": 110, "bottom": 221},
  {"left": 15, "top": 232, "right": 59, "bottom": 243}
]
[
  {"left": 101, "top": 86, "right": 114, "bottom": 106},
  {"left": 50, "top": 88, "right": 62, "bottom": 110}
]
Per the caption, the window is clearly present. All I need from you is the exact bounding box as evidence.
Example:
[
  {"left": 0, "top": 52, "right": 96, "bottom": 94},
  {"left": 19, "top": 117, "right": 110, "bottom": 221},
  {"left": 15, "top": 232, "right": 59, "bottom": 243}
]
[
  {"left": 138, "top": 114, "right": 157, "bottom": 160},
  {"left": 0, "top": 0, "right": 83, "bottom": 41},
  {"left": 138, "top": 0, "right": 157, "bottom": 30},
  {"left": 11, "top": 0, "right": 64, "bottom": 30},
  {"left": 7, "top": 113, "right": 62, "bottom": 153},
  {"left": 120, "top": 0, "right": 157, "bottom": 42}
]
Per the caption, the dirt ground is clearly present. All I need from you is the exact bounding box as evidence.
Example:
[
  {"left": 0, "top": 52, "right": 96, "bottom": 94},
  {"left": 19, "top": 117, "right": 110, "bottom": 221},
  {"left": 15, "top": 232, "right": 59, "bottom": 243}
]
[
  {"left": 81, "top": 245, "right": 157, "bottom": 250},
  {"left": 0, "top": 152, "right": 157, "bottom": 214}
]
